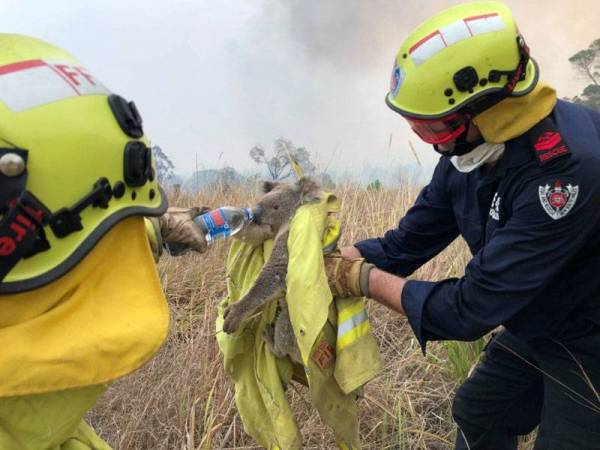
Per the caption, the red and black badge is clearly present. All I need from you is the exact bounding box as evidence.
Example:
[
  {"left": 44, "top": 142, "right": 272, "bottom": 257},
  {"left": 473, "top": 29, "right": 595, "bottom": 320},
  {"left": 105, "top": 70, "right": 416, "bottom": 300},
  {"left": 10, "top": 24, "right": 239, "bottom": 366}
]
[{"left": 528, "top": 117, "right": 571, "bottom": 165}]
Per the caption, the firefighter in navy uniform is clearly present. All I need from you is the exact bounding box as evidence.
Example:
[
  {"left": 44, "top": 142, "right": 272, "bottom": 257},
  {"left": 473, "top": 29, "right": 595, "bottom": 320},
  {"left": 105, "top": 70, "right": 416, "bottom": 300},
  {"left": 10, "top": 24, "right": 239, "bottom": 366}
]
[
  {"left": 0, "top": 34, "right": 208, "bottom": 449},
  {"left": 324, "top": 1, "right": 600, "bottom": 448}
]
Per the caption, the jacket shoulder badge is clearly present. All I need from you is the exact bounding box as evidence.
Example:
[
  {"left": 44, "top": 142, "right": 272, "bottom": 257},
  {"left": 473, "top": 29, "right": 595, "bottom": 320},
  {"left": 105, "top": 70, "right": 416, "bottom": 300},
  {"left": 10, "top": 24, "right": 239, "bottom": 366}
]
[
  {"left": 528, "top": 117, "right": 571, "bottom": 166},
  {"left": 538, "top": 180, "right": 578, "bottom": 220}
]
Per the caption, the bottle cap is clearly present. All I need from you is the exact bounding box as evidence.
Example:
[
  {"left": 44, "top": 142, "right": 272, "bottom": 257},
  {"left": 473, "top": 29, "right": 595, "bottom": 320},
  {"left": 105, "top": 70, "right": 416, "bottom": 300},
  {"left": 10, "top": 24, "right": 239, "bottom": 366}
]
[{"left": 249, "top": 205, "right": 262, "bottom": 222}]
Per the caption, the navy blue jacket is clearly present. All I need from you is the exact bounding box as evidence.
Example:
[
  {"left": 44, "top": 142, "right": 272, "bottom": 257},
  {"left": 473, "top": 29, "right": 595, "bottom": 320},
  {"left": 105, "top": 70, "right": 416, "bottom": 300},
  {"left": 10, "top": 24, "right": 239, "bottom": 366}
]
[{"left": 356, "top": 100, "right": 600, "bottom": 352}]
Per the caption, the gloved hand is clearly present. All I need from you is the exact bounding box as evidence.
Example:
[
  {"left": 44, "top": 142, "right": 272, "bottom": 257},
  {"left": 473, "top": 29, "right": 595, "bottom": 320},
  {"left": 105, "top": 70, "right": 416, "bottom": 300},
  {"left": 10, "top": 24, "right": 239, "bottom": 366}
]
[
  {"left": 159, "top": 206, "right": 211, "bottom": 255},
  {"left": 323, "top": 252, "right": 374, "bottom": 298}
]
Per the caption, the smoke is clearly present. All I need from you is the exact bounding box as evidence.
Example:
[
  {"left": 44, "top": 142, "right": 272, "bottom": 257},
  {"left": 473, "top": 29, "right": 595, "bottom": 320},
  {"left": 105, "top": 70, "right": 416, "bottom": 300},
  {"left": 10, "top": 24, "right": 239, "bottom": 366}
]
[
  {"left": 6, "top": 0, "right": 597, "bottom": 174},
  {"left": 231, "top": 2, "right": 441, "bottom": 172},
  {"left": 229, "top": 0, "right": 599, "bottom": 174},
  {"left": 507, "top": 0, "right": 599, "bottom": 95},
  {"left": 269, "top": 0, "right": 597, "bottom": 94}
]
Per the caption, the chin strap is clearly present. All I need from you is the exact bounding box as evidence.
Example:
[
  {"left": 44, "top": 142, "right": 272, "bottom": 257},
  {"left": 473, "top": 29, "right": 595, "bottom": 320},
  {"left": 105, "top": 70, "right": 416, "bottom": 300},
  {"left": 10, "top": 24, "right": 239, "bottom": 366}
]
[
  {"left": 0, "top": 173, "right": 116, "bottom": 283},
  {"left": 433, "top": 121, "right": 485, "bottom": 157}
]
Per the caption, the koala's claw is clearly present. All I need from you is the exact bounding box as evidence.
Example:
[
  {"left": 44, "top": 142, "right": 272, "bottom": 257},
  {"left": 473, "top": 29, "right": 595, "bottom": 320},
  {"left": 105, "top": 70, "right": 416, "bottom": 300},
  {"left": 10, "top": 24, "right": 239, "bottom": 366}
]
[{"left": 223, "top": 304, "right": 243, "bottom": 334}]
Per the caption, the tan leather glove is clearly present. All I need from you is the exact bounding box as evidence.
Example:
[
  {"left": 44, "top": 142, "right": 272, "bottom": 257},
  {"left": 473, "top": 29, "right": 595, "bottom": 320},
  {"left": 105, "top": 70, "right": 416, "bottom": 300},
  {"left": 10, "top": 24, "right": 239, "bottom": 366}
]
[
  {"left": 323, "top": 253, "right": 374, "bottom": 298},
  {"left": 159, "top": 206, "right": 211, "bottom": 254}
]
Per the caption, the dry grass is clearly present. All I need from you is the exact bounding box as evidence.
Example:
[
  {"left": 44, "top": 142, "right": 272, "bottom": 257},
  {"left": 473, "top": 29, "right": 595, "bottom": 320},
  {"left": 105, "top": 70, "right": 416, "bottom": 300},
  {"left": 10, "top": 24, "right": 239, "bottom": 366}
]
[{"left": 87, "top": 181, "right": 533, "bottom": 449}]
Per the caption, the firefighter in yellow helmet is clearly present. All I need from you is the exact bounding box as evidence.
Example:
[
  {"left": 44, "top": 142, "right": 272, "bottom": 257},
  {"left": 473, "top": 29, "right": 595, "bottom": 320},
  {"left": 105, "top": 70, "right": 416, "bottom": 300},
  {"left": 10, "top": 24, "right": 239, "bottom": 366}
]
[
  {"left": 0, "top": 34, "right": 208, "bottom": 448},
  {"left": 326, "top": 1, "right": 600, "bottom": 448}
]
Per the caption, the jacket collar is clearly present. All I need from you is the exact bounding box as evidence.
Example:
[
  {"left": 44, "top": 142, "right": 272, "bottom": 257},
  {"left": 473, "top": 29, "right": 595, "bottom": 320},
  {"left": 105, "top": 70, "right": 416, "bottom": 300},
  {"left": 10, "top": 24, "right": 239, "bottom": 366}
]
[
  {"left": 478, "top": 133, "right": 534, "bottom": 184},
  {"left": 473, "top": 81, "right": 557, "bottom": 143}
]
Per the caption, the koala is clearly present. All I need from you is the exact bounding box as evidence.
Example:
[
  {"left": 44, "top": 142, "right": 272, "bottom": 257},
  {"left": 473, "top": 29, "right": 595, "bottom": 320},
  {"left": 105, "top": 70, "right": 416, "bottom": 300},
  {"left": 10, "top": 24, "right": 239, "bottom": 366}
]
[{"left": 222, "top": 177, "right": 322, "bottom": 364}]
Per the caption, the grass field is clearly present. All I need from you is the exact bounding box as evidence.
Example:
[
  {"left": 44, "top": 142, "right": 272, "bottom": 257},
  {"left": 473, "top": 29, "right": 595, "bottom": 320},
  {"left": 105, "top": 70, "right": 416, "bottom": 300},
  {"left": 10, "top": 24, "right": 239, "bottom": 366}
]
[{"left": 87, "top": 180, "right": 537, "bottom": 449}]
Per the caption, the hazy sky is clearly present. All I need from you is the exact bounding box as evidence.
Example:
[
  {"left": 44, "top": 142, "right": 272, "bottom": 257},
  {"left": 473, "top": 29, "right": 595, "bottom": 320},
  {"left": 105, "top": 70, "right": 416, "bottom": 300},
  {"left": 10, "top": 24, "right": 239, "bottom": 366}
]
[{"left": 2, "top": 0, "right": 599, "bottom": 176}]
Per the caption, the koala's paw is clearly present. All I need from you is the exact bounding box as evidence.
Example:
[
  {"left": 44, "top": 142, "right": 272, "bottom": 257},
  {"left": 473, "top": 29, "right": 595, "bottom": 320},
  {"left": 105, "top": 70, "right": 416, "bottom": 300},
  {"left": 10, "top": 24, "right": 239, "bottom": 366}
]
[{"left": 222, "top": 304, "right": 244, "bottom": 334}]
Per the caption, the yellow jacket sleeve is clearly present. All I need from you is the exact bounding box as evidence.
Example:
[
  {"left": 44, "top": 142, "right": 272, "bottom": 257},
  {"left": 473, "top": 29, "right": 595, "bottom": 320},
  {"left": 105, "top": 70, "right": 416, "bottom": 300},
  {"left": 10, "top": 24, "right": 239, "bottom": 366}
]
[{"left": 144, "top": 216, "right": 163, "bottom": 261}]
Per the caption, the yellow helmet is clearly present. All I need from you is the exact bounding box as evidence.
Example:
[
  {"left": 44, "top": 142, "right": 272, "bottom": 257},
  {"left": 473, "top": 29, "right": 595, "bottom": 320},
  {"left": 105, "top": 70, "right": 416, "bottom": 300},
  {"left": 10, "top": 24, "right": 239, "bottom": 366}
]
[
  {"left": 0, "top": 34, "right": 167, "bottom": 293},
  {"left": 386, "top": 1, "right": 538, "bottom": 120}
]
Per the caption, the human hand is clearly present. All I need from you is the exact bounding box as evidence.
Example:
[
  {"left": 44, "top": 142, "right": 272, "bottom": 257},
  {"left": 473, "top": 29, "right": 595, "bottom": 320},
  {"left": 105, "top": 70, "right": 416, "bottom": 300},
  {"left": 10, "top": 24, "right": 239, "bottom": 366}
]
[
  {"left": 323, "top": 252, "right": 374, "bottom": 298},
  {"left": 159, "top": 206, "right": 211, "bottom": 254}
]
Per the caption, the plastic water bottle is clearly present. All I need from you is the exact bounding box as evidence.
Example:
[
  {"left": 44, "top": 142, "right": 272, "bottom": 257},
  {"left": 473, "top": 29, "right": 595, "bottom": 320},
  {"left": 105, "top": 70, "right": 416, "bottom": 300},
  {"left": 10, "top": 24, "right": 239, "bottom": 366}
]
[
  {"left": 165, "top": 206, "right": 260, "bottom": 255},
  {"left": 194, "top": 206, "right": 259, "bottom": 245}
]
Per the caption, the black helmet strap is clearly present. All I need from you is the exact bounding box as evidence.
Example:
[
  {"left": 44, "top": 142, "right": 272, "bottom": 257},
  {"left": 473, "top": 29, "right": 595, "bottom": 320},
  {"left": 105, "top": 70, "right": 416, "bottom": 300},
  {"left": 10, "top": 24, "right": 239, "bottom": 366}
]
[
  {"left": 502, "top": 35, "right": 530, "bottom": 96},
  {"left": 433, "top": 120, "right": 485, "bottom": 157},
  {"left": 459, "top": 35, "right": 531, "bottom": 120},
  {"left": 0, "top": 191, "right": 51, "bottom": 282},
  {"left": 0, "top": 176, "right": 117, "bottom": 283}
]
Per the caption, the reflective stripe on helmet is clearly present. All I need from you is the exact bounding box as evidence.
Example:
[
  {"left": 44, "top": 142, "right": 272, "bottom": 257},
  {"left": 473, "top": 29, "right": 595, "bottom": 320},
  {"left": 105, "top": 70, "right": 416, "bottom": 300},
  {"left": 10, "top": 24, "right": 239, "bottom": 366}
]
[
  {"left": 409, "top": 13, "right": 506, "bottom": 67},
  {"left": 386, "top": 2, "right": 539, "bottom": 118},
  {"left": 0, "top": 59, "right": 109, "bottom": 112}
]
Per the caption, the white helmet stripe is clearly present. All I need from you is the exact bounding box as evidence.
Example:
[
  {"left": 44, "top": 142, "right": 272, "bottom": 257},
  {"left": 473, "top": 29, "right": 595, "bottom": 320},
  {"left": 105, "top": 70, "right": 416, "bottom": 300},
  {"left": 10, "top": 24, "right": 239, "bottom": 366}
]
[
  {"left": 464, "top": 13, "right": 505, "bottom": 36},
  {"left": 0, "top": 59, "right": 109, "bottom": 112},
  {"left": 410, "top": 31, "right": 447, "bottom": 67},
  {"left": 440, "top": 20, "right": 472, "bottom": 47},
  {"left": 409, "top": 12, "right": 506, "bottom": 67}
]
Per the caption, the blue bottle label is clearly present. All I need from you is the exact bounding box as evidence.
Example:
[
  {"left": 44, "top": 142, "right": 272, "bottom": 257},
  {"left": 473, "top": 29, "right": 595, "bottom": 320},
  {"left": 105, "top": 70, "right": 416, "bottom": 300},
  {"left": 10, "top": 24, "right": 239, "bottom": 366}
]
[{"left": 201, "top": 209, "right": 231, "bottom": 241}]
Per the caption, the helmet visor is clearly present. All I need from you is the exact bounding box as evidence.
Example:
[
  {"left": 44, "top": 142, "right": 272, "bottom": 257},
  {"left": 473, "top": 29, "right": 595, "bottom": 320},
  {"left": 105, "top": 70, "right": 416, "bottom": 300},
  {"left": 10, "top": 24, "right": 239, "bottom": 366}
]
[{"left": 404, "top": 113, "right": 467, "bottom": 145}]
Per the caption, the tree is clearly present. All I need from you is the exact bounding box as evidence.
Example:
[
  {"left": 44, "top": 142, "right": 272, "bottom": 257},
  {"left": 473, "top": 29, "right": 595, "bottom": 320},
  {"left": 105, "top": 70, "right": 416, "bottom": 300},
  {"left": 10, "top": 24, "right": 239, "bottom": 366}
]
[
  {"left": 569, "top": 39, "right": 600, "bottom": 85},
  {"left": 151, "top": 144, "right": 175, "bottom": 184},
  {"left": 575, "top": 84, "right": 600, "bottom": 111},
  {"left": 249, "top": 138, "right": 316, "bottom": 180},
  {"left": 367, "top": 179, "right": 382, "bottom": 192},
  {"left": 568, "top": 39, "right": 600, "bottom": 110},
  {"left": 183, "top": 167, "right": 241, "bottom": 194}
]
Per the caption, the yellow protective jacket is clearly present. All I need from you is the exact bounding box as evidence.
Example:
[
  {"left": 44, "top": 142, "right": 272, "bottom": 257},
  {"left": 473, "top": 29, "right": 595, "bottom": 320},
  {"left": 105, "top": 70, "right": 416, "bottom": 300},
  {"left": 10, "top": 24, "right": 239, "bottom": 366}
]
[
  {"left": 0, "top": 384, "right": 112, "bottom": 450},
  {"left": 217, "top": 194, "right": 382, "bottom": 450}
]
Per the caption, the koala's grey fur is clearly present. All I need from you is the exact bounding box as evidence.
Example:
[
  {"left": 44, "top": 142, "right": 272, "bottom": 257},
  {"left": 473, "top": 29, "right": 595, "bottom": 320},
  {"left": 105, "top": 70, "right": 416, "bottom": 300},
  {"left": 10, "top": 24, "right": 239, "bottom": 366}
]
[{"left": 222, "top": 177, "right": 322, "bottom": 364}]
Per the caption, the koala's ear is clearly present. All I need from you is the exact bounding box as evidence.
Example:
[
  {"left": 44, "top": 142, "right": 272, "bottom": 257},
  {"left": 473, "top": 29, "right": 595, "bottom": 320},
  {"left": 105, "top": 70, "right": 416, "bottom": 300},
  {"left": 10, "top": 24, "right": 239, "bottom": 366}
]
[
  {"left": 296, "top": 177, "right": 322, "bottom": 204},
  {"left": 262, "top": 180, "right": 279, "bottom": 193}
]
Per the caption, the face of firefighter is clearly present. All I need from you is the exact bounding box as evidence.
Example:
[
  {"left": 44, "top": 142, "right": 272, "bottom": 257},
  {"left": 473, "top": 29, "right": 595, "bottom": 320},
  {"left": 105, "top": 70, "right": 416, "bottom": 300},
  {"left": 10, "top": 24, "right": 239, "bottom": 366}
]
[{"left": 435, "top": 120, "right": 483, "bottom": 153}]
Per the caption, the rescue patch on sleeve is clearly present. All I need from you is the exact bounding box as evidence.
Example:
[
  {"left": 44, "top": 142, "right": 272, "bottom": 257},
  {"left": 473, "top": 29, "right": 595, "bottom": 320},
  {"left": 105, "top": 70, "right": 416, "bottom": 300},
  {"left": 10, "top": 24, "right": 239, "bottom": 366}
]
[
  {"left": 538, "top": 180, "right": 578, "bottom": 220},
  {"left": 528, "top": 117, "right": 570, "bottom": 165},
  {"left": 311, "top": 338, "right": 335, "bottom": 370}
]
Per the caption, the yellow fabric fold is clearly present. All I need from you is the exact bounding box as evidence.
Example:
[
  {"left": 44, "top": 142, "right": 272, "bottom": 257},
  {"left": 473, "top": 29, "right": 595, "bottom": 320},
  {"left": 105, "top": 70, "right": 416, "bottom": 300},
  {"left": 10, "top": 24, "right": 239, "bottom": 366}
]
[
  {"left": 473, "top": 81, "right": 557, "bottom": 143},
  {"left": 286, "top": 195, "right": 336, "bottom": 364},
  {"left": 0, "top": 216, "right": 169, "bottom": 396},
  {"left": 144, "top": 216, "right": 163, "bottom": 261},
  {"left": 334, "top": 296, "right": 382, "bottom": 395},
  {"left": 217, "top": 193, "right": 382, "bottom": 450},
  {"left": 217, "top": 238, "right": 301, "bottom": 450},
  {"left": 0, "top": 384, "right": 112, "bottom": 449}
]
